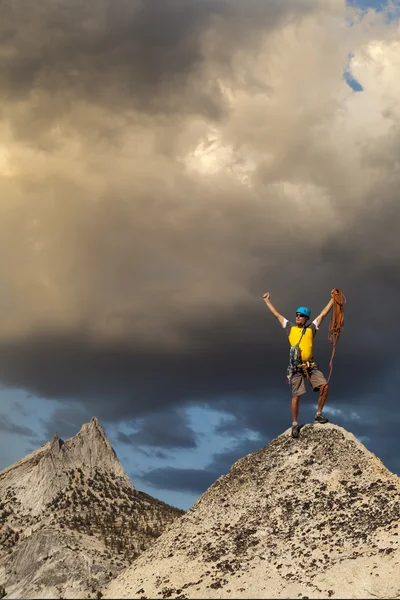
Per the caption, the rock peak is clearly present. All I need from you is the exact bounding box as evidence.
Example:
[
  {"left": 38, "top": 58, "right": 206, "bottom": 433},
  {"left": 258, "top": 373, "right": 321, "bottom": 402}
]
[
  {"left": 105, "top": 422, "right": 400, "bottom": 599},
  {"left": 76, "top": 415, "right": 108, "bottom": 440},
  {"left": 49, "top": 432, "right": 64, "bottom": 451},
  {"left": 0, "top": 416, "right": 132, "bottom": 518},
  {"left": 0, "top": 418, "right": 184, "bottom": 600},
  {"left": 58, "top": 416, "right": 125, "bottom": 477}
]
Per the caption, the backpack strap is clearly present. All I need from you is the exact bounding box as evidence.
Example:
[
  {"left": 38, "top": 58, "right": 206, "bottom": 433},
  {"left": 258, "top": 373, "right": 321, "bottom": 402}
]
[{"left": 296, "top": 326, "right": 307, "bottom": 348}]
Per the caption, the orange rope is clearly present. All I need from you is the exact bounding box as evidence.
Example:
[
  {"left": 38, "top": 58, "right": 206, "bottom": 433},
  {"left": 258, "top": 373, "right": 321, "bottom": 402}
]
[{"left": 326, "top": 288, "right": 346, "bottom": 383}]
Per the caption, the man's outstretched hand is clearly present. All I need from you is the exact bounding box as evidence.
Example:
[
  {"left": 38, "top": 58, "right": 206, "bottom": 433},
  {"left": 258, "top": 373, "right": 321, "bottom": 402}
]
[{"left": 263, "top": 292, "right": 270, "bottom": 301}]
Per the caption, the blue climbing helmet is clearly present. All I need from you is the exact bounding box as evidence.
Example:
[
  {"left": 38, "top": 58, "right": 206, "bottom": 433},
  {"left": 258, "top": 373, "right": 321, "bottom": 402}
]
[{"left": 296, "top": 306, "right": 311, "bottom": 319}]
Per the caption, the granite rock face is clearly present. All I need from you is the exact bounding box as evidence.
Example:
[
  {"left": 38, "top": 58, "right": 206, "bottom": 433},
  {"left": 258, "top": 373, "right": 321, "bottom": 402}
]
[
  {"left": 0, "top": 417, "right": 129, "bottom": 517},
  {"left": 0, "top": 417, "right": 184, "bottom": 599},
  {"left": 104, "top": 424, "right": 400, "bottom": 599}
]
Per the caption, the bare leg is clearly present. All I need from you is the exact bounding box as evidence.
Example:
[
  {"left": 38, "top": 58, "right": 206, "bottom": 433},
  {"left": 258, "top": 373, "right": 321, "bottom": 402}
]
[
  {"left": 291, "top": 395, "right": 300, "bottom": 423},
  {"left": 317, "top": 383, "right": 329, "bottom": 414}
]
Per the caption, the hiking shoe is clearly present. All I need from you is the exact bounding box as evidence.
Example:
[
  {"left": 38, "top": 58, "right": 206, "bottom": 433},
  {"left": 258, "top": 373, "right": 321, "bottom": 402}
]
[
  {"left": 291, "top": 424, "right": 300, "bottom": 439},
  {"left": 314, "top": 413, "right": 329, "bottom": 424}
]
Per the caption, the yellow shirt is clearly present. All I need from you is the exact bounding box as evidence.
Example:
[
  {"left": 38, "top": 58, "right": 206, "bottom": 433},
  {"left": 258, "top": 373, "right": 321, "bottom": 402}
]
[{"left": 283, "top": 319, "right": 318, "bottom": 362}]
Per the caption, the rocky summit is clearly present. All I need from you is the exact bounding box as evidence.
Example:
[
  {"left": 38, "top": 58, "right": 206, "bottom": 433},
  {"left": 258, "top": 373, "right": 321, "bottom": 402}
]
[
  {"left": 0, "top": 417, "right": 184, "bottom": 599},
  {"left": 104, "top": 423, "right": 400, "bottom": 599}
]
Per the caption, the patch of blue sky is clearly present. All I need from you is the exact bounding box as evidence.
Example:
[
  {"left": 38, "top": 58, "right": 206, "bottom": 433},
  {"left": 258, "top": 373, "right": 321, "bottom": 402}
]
[
  {"left": 343, "top": 52, "right": 364, "bottom": 92},
  {"left": 346, "top": 0, "right": 400, "bottom": 26},
  {"left": 109, "top": 404, "right": 253, "bottom": 509},
  {"left": 343, "top": 70, "right": 364, "bottom": 92},
  {"left": 0, "top": 388, "right": 57, "bottom": 469},
  {"left": 110, "top": 404, "right": 235, "bottom": 471},
  {"left": 347, "top": 0, "right": 398, "bottom": 10}
]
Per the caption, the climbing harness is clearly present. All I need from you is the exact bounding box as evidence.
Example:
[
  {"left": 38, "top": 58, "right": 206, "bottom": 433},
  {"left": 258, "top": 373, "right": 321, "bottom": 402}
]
[
  {"left": 326, "top": 288, "right": 346, "bottom": 383},
  {"left": 300, "top": 361, "right": 318, "bottom": 388}
]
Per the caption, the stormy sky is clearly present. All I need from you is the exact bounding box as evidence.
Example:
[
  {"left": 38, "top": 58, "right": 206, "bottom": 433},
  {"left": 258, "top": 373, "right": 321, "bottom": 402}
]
[{"left": 1, "top": 0, "right": 400, "bottom": 509}]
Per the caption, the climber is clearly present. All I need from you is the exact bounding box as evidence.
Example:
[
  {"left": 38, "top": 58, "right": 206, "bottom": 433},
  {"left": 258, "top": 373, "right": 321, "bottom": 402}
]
[{"left": 263, "top": 291, "right": 334, "bottom": 439}]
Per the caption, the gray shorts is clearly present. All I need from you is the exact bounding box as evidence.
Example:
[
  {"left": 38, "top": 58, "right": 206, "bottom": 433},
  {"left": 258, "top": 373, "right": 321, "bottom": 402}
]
[{"left": 291, "top": 365, "right": 327, "bottom": 396}]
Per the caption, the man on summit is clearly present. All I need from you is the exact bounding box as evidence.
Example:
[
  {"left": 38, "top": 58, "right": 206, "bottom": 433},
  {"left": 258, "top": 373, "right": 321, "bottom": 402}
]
[{"left": 263, "top": 292, "right": 334, "bottom": 439}]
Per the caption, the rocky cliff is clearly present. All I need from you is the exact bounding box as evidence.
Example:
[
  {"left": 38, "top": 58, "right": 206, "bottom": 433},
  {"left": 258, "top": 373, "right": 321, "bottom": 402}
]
[
  {"left": 104, "top": 423, "right": 400, "bottom": 599},
  {"left": 0, "top": 417, "right": 184, "bottom": 599}
]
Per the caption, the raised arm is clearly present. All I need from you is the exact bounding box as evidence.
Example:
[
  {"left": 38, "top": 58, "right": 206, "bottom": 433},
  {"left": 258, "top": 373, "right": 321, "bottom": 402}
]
[
  {"left": 314, "top": 292, "right": 334, "bottom": 328},
  {"left": 263, "top": 292, "right": 285, "bottom": 327}
]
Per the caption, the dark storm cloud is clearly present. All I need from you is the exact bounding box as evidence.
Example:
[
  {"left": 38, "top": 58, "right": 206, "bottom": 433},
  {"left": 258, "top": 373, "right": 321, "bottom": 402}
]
[
  {"left": 135, "top": 448, "right": 169, "bottom": 460},
  {"left": 40, "top": 403, "right": 93, "bottom": 441},
  {"left": 13, "top": 401, "right": 30, "bottom": 417},
  {"left": 140, "top": 466, "right": 218, "bottom": 494},
  {"left": 0, "top": 0, "right": 312, "bottom": 131},
  {"left": 0, "top": 413, "right": 36, "bottom": 437},
  {"left": 0, "top": 300, "right": 336, "bottom": 418},
  {"left": 0, "top": 270, "right": 395, "bottom": 427},
  {"left": 1, "top": 0, "right": 209, "bottom": 113},
  {"left": 140, "top": 435, "right": 262, "bottom": 494},
  {"left": 117, "top": 409, "right": 197, "bottom": 449}
]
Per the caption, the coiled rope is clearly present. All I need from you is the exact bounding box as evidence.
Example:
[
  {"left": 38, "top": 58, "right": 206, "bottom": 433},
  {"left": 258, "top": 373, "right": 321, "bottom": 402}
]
[{"left": 326, "top": 288, "right": 346, "bottom": 383}]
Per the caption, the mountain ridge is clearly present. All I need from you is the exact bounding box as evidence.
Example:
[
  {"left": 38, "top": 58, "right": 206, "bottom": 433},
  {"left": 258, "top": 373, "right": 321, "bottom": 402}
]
[
  {"left": 104, "top": 422, "right": 400, "bottom": 599},
  {"left": 0, "top": 416, "right": 184, "bottom": 599}
]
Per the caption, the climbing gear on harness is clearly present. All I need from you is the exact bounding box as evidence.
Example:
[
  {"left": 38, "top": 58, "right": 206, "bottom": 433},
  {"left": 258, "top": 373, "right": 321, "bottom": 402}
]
[
  {"left": 327, "top": 288, "right": 346, "bottom": 383},
  {"left": 296, "top": 360, "right": 320, "bottom": 389},
  {"left": 301, "top": 361, "right": 316, "bottom": 369},
  {"left": 296, "top": 306, "right": 311, "bottom": 319},
  {"left": 287, "top": 327, "right": 307, "bottom": 384},
  {"left": 300, "top": 361, "right": 317, "bottom": 387}
]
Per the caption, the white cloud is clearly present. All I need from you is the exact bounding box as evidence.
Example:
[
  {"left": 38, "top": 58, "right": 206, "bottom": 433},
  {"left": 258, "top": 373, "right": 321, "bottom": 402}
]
[{"left": 0, "top": 1, "right": 399, "bottom": 347}]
